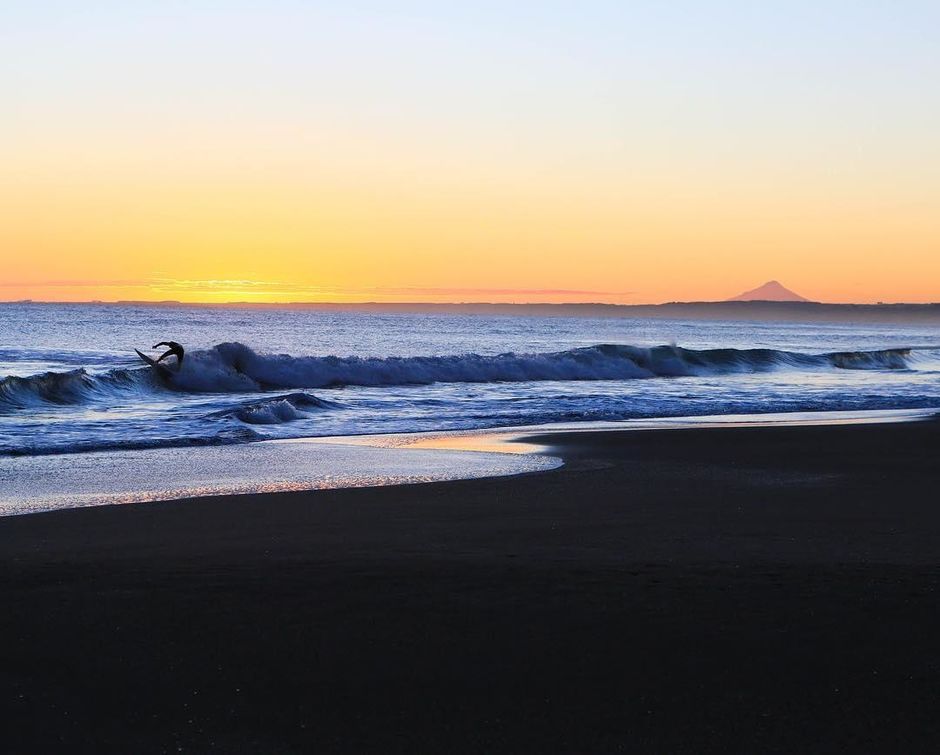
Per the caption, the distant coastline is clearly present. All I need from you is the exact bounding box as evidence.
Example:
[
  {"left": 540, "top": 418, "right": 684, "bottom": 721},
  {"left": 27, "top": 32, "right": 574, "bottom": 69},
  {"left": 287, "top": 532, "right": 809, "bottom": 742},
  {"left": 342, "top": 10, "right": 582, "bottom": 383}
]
[{"left": 5, "top": 299, "right": 940, "bottom": 323}]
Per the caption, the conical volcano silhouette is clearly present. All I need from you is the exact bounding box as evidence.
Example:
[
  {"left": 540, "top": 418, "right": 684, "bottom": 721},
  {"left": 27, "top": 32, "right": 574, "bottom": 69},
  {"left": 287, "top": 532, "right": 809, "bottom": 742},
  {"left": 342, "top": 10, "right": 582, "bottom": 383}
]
[{"left": 727, "top": 280, "right": 809, "bottom": 302}]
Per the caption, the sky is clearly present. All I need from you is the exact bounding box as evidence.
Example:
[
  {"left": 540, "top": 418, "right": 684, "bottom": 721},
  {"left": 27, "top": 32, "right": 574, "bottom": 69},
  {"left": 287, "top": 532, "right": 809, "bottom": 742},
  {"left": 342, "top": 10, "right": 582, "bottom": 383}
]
[{"left": 2, "top": 1, "right": 938, "bottom": 304}]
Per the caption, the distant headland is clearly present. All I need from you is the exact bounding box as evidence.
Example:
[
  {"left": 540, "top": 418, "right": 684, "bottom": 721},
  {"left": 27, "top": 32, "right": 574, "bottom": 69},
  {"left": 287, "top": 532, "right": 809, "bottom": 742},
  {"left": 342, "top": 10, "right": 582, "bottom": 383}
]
[{"left": 5, "top": 298, "right": 940, "bottom": 324}]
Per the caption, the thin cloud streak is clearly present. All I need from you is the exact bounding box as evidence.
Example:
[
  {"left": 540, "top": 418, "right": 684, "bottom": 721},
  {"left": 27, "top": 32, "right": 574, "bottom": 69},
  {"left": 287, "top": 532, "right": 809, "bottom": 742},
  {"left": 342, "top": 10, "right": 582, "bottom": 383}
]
[
  {"left": 4, "top": 279, "right": 635, "bottom": 298},
  {"left": 0, "top": 279, "right": 152, "bottom": 288}
]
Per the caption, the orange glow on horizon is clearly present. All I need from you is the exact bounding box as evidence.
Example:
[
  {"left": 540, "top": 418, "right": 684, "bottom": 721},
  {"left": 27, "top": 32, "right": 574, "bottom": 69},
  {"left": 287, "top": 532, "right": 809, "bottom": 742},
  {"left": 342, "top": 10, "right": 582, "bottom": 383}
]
[{"left": 3, "top": 157, "right": 938, "bottom": 305}]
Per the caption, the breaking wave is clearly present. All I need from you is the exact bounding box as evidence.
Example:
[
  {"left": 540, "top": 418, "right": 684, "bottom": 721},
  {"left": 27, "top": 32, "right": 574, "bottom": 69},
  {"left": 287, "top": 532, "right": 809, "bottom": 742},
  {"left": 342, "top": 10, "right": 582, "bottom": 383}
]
[
  {"left": 1, "top": 343, "right": 931, "bottom": 411},
  {"left": 152, "top": 342, "right": 928, "bottom": 391},
  {"left": 0, "top": 367, "right": 152, "bottom": 411},
  {"left": 220, "top": 393, "right": 340, "bottom": 425}
]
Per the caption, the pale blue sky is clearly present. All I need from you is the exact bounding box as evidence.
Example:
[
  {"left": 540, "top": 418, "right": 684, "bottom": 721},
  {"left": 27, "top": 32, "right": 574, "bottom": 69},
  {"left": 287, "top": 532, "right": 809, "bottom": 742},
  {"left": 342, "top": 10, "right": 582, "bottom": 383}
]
[{"left": 6, "top": 1, "right": 937, "bottom": 152}]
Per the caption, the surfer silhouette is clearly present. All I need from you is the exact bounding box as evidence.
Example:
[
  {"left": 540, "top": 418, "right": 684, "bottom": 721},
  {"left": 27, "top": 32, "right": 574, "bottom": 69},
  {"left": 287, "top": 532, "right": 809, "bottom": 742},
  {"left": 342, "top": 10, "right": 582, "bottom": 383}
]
[{"left": 153, "top": 341, "right": 185, "bottom": 368}]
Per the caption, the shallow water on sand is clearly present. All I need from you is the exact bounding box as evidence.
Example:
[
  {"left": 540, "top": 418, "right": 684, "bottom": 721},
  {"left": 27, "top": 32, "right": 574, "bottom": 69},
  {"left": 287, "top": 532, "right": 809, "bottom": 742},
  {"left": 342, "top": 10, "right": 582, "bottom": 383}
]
[{"left": 0, "top": 439, "right": 560, "bottom": 516}]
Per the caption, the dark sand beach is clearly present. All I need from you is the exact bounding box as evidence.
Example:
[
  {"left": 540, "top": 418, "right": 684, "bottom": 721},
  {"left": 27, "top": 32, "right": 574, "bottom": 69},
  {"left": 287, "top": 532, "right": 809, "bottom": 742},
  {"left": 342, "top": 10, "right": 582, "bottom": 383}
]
[{"left": 2, "top": 419, "right": 939, "bottom": 753}]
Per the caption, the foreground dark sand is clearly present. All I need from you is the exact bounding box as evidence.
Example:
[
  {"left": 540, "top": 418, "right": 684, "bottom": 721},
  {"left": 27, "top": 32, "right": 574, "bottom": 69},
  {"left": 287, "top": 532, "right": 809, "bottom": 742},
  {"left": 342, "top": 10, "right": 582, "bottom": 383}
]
[{"left": 2, "top": 420, "right": 939, "bottom": 753}]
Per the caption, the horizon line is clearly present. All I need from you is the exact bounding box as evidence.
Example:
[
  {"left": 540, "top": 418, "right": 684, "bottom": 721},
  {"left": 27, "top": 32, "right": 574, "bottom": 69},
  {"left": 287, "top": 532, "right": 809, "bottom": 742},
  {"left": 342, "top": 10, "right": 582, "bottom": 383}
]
[{"left": 3, "top": 298, "right": 939, "bottom": 308}]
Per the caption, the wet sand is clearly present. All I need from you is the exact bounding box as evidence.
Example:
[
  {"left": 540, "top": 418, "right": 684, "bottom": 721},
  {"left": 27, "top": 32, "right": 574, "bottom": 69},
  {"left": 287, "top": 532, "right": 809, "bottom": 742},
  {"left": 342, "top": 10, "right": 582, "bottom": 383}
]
[{"left": 2, "top": 419, "right": 939, "bottom": 753}]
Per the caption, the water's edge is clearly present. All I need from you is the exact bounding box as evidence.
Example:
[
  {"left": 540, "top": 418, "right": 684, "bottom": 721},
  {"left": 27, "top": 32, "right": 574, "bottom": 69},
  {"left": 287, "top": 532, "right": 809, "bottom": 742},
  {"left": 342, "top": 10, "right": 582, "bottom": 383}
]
[{"left": 2, "top": 408, "right": 934, "bottom": 517}]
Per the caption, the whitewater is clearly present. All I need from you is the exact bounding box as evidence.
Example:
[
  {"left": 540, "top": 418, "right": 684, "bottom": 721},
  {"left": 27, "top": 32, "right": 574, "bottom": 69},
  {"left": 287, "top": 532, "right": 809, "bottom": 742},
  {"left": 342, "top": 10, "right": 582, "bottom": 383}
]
[{"left": 2, "top": 302, "right": 940, "bottom": 457}]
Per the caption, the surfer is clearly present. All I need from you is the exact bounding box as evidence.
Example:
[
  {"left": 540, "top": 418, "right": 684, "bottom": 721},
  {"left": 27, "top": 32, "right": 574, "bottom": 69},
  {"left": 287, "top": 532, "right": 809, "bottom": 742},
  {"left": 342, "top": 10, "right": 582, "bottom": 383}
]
[{"left": 153, "top": 341, "right": 185, "bottom": 368}]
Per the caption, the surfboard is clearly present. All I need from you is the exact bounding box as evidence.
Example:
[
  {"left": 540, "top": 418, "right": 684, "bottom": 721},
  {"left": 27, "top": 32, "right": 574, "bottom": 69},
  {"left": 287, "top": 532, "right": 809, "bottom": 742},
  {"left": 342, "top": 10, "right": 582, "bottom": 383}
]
[{"left": 135, "top": 349, "right": 176, "bottom": 380}]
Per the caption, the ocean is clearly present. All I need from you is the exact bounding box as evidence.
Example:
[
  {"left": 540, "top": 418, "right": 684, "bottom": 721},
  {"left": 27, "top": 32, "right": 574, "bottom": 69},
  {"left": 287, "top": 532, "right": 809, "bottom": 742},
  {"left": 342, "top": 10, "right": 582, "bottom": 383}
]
[{"left": 3, "top": 301, "right": 940, "bottom": 458}]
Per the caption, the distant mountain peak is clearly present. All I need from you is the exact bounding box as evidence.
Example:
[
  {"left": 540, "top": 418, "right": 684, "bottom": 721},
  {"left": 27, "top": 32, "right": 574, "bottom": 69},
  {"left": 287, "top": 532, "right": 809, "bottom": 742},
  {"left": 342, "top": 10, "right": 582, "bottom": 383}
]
[{"left": 727, "top": 280, "right": 810, "bottom": 302}]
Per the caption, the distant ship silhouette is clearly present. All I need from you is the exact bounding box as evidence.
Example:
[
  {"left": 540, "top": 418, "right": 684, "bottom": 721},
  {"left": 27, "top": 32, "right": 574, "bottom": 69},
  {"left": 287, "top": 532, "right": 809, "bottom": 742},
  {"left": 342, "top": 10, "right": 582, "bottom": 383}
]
[{"left": 727, "top": 280, "right": 810, "bottom": 302}]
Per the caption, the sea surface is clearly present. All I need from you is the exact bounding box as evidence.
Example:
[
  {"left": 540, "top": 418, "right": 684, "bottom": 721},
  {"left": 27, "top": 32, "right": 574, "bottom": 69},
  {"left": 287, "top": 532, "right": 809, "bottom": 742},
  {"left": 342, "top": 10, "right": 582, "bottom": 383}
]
[{"left": 3, "top": 302, "right": 940, "bottom": 457}]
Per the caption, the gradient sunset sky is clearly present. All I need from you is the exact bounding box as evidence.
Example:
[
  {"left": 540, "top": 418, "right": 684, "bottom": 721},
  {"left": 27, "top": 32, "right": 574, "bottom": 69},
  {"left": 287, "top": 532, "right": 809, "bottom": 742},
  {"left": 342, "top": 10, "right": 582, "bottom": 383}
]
[{"left": 3, "top": 1, "right": 938, "bottom": 304}]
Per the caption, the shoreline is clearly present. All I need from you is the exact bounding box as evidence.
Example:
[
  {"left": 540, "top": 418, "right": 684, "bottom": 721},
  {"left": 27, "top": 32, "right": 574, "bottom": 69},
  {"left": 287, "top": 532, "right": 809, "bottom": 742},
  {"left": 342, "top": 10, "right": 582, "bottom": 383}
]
[
  {"left": 2, "top": 417, "right": 940, "bottom": 751},
  {"left": 340, "top": 406, "right": 937, "bottom": 455},
  {"left": 2, "top": 407, "right": 935, "bottom": 517}
]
